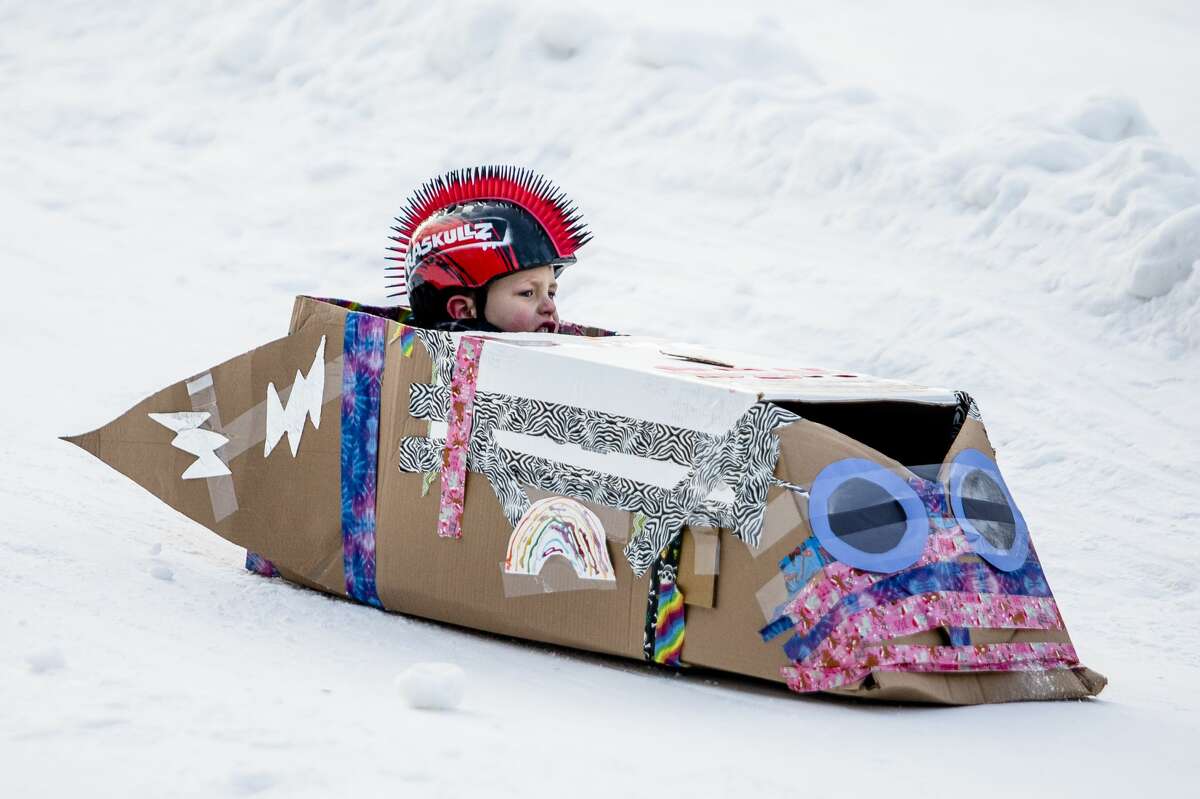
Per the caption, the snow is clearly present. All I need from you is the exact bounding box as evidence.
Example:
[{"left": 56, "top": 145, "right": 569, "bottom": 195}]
[
  {"left": 396, "top": 662, "right": 467, "bottom": 711},
  {"left": 2, "top": 1, "right": 1199, "bottom": 796},
  {"left": 149, "top": 563, "right": 176, "bottom": 582},
  {"left": 24, "top": 647, "right": 67, "bottom": 675}
]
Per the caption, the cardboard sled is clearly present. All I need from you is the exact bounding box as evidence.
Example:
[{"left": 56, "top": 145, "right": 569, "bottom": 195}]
[{"left": 67, "top": 296, "right": 1106, "bottom": 705}]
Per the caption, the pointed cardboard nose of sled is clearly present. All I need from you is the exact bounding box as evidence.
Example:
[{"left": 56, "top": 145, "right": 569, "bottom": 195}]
[
  {"left": 60, "top": 431, "right": 100, "bottom": 458},
  {"left": 61, "top": 315, "right": 354, "bottom": 601}
]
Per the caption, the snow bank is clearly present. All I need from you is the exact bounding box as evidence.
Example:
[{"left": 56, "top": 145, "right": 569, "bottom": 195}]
[
  {"left": 1129, "top": 205, "right": 1200, "bottom": 298},
  {"left": 18, "top": 0, "right": 1193, "bottom": 351},
  {"left": 161, "top": 0, "right": 1200, "bottom": 349}
]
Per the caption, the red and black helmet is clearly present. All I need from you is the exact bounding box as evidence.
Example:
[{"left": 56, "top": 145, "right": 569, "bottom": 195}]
[{"left": 386, "top": 166, "right": 591, "bottom": 316}]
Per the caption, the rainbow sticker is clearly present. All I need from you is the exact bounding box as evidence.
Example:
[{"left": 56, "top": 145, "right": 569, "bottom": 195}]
[{"left": 504, "top": 497, "right": 616, "bottom": 582}]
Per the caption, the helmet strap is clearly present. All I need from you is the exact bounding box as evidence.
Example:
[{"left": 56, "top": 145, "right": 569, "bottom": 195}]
[{"left": 474, "top": 284, "right": 490, "bottom": 324}]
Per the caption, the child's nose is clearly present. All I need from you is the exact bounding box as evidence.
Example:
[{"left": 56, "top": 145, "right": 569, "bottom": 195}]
[{"left": 539, "top": 294, "right": 557, "bottom": 314}]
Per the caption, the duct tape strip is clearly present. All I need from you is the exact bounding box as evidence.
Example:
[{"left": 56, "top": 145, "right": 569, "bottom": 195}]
[
  {"left": 643, "top": 537, "right": 686, "bottom": 666},
  {"left": 186, "top": 372, "right": 239, "bottom": 522},
  {"left": 340, "top": 312, "right": 387, "bottom": 606},
  {"left": 752, "top": 490, "right": 804, "bottom": 557},
  {"left": 755, "top": 571, "right": 791, "bottom": 624},
  {"left": 437, "top": 336, "right": 484, "bottom": 539},
  {"left": 690, "top": 526, "right": 720, "bottom": 576},
  {"left": 214, "top": 355, "right": 344, "bottom": 463},
  {"left": 677, "top": 526, "right": 717, "bottom": 608},
  {"left": 500, "top": 564, "right": 620, "bottom": 597}
]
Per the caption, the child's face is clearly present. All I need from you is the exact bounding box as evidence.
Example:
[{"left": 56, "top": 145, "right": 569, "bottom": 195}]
[{"left": 482, "top": 265, "right": 559, "bottom": 333}]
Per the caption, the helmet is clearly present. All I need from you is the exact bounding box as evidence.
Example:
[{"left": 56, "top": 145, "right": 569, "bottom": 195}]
[{"left": 386, "top": 166, "right": 591, "bottom": 319}]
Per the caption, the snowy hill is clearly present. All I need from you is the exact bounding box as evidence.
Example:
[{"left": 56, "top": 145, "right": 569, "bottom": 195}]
[{"left": 2, "top": 1, "right": 1198, "bottom": 796}]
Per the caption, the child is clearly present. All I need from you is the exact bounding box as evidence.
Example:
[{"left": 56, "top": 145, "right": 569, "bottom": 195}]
[{"left": 387, "top": 165, "right": 591, "bottom": 333}]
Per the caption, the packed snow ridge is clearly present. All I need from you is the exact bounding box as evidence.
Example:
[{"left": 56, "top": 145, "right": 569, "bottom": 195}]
[
  {"left": 11, "top": 2, "right": 1197, "bottom": 351},
  {"left": 156, "top": 0, "right": 1200, "bottom": 350}
]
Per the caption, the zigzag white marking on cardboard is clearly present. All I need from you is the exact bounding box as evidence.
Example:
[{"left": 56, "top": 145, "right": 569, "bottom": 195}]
[
  {"left": 148, "top": 411, "right": 231, "bottom": 479},
  {"left": 265, "top": 336, "right": 326, "bottom": 458}
]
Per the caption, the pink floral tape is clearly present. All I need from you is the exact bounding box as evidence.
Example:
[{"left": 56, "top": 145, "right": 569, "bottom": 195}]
[
  {"left": 782, "top": 591, "right": 1073, "bottom": 692},
  {"left": 780, "top": 527, "right": 971, "bottom": 635},
  {"left": 437, "top": 336, "right": 484, "bottom": 540},
  {"left": 783, "top": 641, "right": 1079, "bottom": 693}
]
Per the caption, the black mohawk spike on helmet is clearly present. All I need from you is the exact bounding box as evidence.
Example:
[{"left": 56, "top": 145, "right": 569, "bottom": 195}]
[{"left": 385, "top": 166, "right": 592, "bottom": 302}]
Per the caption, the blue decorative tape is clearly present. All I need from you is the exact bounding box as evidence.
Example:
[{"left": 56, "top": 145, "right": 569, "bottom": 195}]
[
  {"left": 782, "top": 554, "right": 1048, "bottom": 662},
  {"left": 760, "top": 537, "right": 828, "bottom": 642},
  {"left": 340, "top": 312, "right": 388, "bottom": 607},
  {"left": 245, "top": 550, "right": 279, "bottom": 577},
  {"left": 947, "top": 627, "right": 972, "bottom": 646}
]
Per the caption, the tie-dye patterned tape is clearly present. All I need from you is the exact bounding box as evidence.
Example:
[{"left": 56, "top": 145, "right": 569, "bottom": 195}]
[
  {"left": 643, "top": 537, "right": 686, "bottom": 666},
  {"left": 653, "top": 581, "right": 686, "bottom": 665},
  {"left": 340, "top": 312, "right": 387, "bottom": 607},
  {"left": 782, "top": 640, "right": 1079, "bottom": 693},
  {"left": 437, "top": 336, "right": 484, "bottom": 540},
  {"left": 244, "top": 550, "right": 279, "bottom": 578},
  {"left": 313, "top": 298, "right": 413, "bottom": 325}
]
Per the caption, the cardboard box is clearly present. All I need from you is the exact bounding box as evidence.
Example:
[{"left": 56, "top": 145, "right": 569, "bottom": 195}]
[{"left": 66, "top": 296, "right": 1105, "bottom": 705}]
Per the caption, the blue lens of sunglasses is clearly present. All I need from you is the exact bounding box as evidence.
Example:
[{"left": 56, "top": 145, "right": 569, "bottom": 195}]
[
  {"left": 808, "top": 458, "right": 930, "bottom": 574},
  {"left": 947, "top": 448, "right": 1030, "bottom": 572}
]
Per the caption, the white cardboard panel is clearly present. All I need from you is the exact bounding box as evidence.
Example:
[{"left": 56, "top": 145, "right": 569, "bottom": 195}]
[
  {"left": 474, "top": 337, "right": 758, "bottom": 435},
  {"left": 470, "top": 334, "right": 957, "bottom": 412}
]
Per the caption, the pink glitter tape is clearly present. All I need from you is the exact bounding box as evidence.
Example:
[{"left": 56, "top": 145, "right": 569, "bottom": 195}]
[
  {"left": 811, "top": 590, "right": 1062, "bottom": 654},
  {"left": 783, "top": 641, "right": 1079, "bottom": 693},
  {"left": 782, "top": 591, "right": 1070, "bottom": 693},
  {"left": 437, "top": 336, "right": 484, "bottom": 540},
  {"left": 780, "top": 527, "right": 971, "bottom": 635}
]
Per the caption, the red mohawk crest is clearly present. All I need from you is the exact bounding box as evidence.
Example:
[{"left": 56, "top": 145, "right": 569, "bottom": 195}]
[{"left": 386, "top": 165, "right": 592, "bottom": 299}]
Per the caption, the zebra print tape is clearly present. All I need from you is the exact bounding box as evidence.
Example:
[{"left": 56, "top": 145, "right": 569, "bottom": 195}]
[
  {"left": 397, "top": 399, "right": 799, "bottom": 575},
  {"left": 398, "top": 436, "right": 730, "bottom": 539},
  {"left": 409, "top": 383, "right": 710, "bottom": 467},
  {"left": 622, "top": 401, "right": 799, "bottom": 572},
  {"left": 946, "top": 390, "right": 983, "bottom": 449},
  {"left": 401, "top": 328, "right": 801, "bottom": 575},
  {"left": 414, "top": 329, "right": 456, "bottom": 386}
]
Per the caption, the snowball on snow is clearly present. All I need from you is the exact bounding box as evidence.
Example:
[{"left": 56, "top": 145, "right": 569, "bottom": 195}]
[
  {"left": 396, "top": 662, "right": 466, "bottom": 711},
  {"left": 26, "top": 647, "right": 66, "bottom": 674},
  {"left": 150, "top": 564, "right": 174, "bottom": 581}
]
